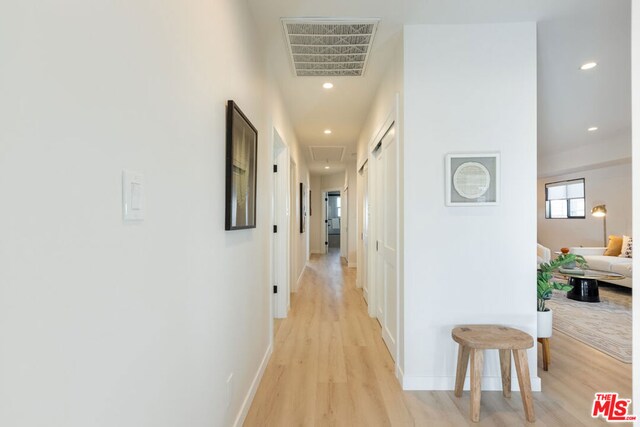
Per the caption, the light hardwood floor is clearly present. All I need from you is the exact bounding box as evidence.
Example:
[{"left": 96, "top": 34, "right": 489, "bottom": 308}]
[{"left": 244, "top": 251, "right": 632, "bottom": 426}]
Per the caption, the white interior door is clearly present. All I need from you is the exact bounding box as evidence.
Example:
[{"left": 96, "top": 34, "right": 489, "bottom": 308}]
[
  {"left": 380, "top": 125, "right": 398, "bottom": 360},
  {"left": 371, "top": 124, "right": 398, "bottom": 361},
  {"left": 341, "top": 188, "right": 348, "bottom": 259},
  {"left": 273, "top": 132, "right": 290, "bottom": 318},
  {"left": 361, "top": 164, "right": 369, "bottom": 302},
  {"left": 374, "top": 148, "right": 385, "bottom": 323}
]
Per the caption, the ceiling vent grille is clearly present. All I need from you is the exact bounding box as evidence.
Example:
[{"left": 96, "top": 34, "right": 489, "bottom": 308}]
[{"left": 282, "top": 18, "right": 379, "bottom": 77}]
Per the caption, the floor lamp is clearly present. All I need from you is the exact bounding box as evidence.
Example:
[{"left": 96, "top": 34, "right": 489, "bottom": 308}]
[{"left": 591, "top": 204, "right": 607, "bottom": 246}]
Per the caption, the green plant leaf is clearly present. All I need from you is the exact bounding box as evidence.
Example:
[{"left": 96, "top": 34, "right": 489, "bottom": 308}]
[{"left": 536, "top": 252, "right": 584, "bottom": 311}]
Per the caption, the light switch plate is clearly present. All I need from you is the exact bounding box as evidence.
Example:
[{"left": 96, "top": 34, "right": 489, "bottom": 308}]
[{"left": 123, "top": 170, "right": 144, "bottom": 221}]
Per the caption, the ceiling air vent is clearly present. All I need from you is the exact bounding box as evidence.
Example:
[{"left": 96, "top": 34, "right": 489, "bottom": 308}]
[{"left": 282, "top": 18, "right": 379, "bottom": 77}]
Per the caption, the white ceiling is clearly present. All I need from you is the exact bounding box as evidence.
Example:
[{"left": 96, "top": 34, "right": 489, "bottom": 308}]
[{"left": 247, "top": 0, "right": 631, "bottom": 175}]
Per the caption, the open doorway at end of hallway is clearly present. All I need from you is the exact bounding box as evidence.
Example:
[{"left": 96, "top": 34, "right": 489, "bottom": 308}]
[
  {"left": 326, "top": 191, "right": 341, "bottom": 253},
  {"left": 324, "top": 189, "right": 350, "bottom": 267}
]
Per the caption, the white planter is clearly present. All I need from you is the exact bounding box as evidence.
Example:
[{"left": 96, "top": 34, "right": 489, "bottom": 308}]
[{"left": 537, "top": 310, "right": 553, "bottom": 338}]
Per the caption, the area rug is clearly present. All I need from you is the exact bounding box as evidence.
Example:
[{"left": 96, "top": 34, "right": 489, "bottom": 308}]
[{"left": 546, "top": 286, "right": 632, "bottom": 363}]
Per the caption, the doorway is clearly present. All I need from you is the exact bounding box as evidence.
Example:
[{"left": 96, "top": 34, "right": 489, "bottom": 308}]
[
  {"left": 367, "top": 120, "right": 399, "bottom": 364},
  {"left": 272, "top": 129, "right": 289, "bottom": 319},
  {"left": 326, "top": 191, "right": 341, "bottom": 252}
]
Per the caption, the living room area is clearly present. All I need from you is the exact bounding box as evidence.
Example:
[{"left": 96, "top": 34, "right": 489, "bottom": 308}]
[
  {"left": 537, "top": 161, "right": 632, "bottom": 358},
  {"left": 534, "top": 0, "right": 632, "bottom": 411},
  {"left": 536, "top": 166, "right": 632, "bottom": 421}
]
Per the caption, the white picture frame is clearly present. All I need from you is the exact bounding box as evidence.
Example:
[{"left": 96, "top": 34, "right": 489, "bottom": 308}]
[{"left": 445, "top": 152, "right": 500, "bottom": 206}]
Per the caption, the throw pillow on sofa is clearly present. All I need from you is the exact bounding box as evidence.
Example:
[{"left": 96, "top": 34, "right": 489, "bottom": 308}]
[
  {"left": 620, "top": 237, "right": 633, "bottom": 258},
  {"left": 604, "top": 235, "right": 623, "bottom": 256},
  {"left": 619, "top": 235, "right": 631, "bottom": 257}
]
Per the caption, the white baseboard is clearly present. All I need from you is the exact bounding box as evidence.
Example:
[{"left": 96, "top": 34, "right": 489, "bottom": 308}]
[
  {"left": 232, "top": 343, "right": 273, "bottom": 427},
  {"left": 396, "top": 364, "right": 405, "bottom": 384},
  {"left": 296, "top": 268, "right": 306, "bottom": 291},
  {"left": 402, "top": 375, "right": 541, "bottom": 392}
]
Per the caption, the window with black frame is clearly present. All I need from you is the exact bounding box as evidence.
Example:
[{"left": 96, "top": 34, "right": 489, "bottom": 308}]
[{"left": 545, "top": 178, "right": 585, "bottom": 219}]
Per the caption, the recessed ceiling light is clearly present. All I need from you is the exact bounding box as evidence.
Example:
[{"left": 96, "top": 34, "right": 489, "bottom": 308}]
[
  {"left": 322, "top": 82, "right": 334, "bottom": 89},
  {"left": 588, "top": 126, "right": 598, "bottom": 132},
  {"left": 324, "top": 166, "right": 330, "bottom": 169},
  {"left": 324, "top": 129, "right": 332, "bottom": 135},
  {"left": 580, "top": 62, "right": 597, "bottom": 70}
]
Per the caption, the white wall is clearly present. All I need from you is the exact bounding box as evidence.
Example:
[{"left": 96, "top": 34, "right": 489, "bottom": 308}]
[
  {"left": 537, "top": 162, "right": 632, "bottom": 251},
  {"left": 357, "top": 34, "right": 404, "bottom": 162},
  {"left": 403, "top": 23, "right": 539, "bottom": 390},
  {"left": 0, "top": 1, "right": 304, "bottom": 426},
  {"left": 345, "top": 161, "right": 358, "bottom": 267},
  {"left": 321, "top": 171, "right": 345, "bottom": 190},
  {"left": 631, "top": 0, "right": 639, "bottom": 412},
  {"left": 538, "top": 133, "right": 630, "bottom": 178},
  {"left": 356, "top": 31, "right": 404, "bottom": 363}
]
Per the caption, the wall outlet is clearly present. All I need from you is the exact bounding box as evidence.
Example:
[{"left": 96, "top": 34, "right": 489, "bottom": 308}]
[{"left": 226, "top": 373, "right": 233, "bottom": 409}]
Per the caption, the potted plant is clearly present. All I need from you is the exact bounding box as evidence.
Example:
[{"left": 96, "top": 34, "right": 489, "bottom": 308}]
[{"left": 537, "top": 253, "right": 586, "bottom": 337}]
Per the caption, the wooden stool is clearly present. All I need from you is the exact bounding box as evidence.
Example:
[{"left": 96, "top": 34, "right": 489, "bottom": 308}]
[
  {"left": 538, "top": 337, "right": 550, "bottom": 371},
  {"left": 452, "top": 325, "right": 535, "bottom": 423}
]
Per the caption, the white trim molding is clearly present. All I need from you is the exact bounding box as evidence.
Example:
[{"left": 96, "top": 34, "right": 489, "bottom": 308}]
[
  {"left": 396, "top": 364, "right": 405, "bottom": 385},
  {"left": 232, "top": 343, "right": 273, "bottom": 427},
  {"left": 295, "top": 266, "right": 307, "bottom": 292}
]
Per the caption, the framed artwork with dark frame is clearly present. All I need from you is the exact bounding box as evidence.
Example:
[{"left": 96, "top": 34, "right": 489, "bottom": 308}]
[
  {"left": 445, "top": 152, "right": 500, "bottom": 206},
  {"left": 300, "top": 182, "right": 306, "bottom": 233},
  {"left": 225, "top": 100, "right": 258, "bottom": 230}
]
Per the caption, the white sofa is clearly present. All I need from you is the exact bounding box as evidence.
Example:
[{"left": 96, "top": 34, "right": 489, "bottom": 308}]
[
  {"left": 569, "top": 247, "right": 632, "bottom": 288},
  {"left": 537, "top": 244, "right": 551, "bottom": 266}
]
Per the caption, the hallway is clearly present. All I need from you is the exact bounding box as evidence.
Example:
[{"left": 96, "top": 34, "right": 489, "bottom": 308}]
[
  {"left": 244, "top": 252, "right": 631, "bottom": 426},
  {"left": 245, "top": 250, "right": 407, "bottom": 425}
]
